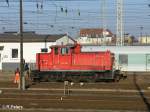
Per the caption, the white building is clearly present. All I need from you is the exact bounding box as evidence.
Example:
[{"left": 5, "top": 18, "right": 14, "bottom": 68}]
[
  {"left": 56, "top": 35, "right": 76, "bottom": 45},
  {"left": 139, "top": 36, "right": 150, "bottom": 44},
  {"left": 77, "top": 28, "right": 114, "bottom": 45},
  {"left": 0, "top": 33, "right": 75, "bottom": 71},
  {"left": 77, "top": 36, "right": 112, "bottom": 45}
]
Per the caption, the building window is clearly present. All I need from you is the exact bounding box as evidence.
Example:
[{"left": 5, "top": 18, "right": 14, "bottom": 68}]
[
  {"left": 96, "top": 34, "right": 99, "bottom": 38},
  {"left": 0, "top": 46, "right": 4, "bottom": 50},
  {"left": 12, "top": 49, "right": 18, "bottom": 58},
  {"left": 119, "top": 54, "right": 128, "bottom": 65}
]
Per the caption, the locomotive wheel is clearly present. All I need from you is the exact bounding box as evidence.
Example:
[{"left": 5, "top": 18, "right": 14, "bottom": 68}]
[{"left": 114, "top": 74, "right": 120, "bottom": 82}]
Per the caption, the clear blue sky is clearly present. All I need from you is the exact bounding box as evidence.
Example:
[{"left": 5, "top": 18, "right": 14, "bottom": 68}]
[{"left": 0, "top": 0, "right": 150, "bottom": 38}]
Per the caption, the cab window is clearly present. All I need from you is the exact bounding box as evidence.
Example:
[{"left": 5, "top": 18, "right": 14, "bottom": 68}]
[
  {"left": 54, "top": 47, "right": 58, "bottom": 55},
  {"left": 61, "top": 47, "right": 69, "bottom": 55}
]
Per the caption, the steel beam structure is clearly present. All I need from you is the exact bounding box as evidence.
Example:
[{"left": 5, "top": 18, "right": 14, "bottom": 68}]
[
  {"left": 101, "top": 0, "right": 107, "bottom": 45},
  {"left": 116, "top": 0, "right": 124, "bottom": 46}
]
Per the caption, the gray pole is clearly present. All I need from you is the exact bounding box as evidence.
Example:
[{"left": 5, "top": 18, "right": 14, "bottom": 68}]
[
  {"left": 20, "top": 0, "right": 25, "bottom": 90},
  {"left": 140, "top": 26, "right": 143, "bottom": 38}
]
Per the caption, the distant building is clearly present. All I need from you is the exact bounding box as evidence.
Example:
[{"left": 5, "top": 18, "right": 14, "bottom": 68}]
[
  {"left": 56, "top": 35, "right": 76, "bottom": 45},
  {"left": 0, "top": 33, "right": 75, "bottom": 71},
  {"left": 77, "top": 28, "right": 114, "bottom": 45},
  {"left": 124, "top": 34, "right": 136, "bottom": 45},
  {"left": 139, "top": 36, "right": 150, "bottom": 44}
]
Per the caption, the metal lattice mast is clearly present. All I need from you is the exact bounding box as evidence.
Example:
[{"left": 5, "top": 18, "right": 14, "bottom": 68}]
[
  {"left": 116, "top": 0, "right": 124, "bottom": 46},
  {"left": 101, "top": 0, "right": 107, "bottom": 45}
]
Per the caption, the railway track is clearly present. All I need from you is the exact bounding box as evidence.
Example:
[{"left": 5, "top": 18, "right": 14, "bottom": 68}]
[
  {"left": 0, "top": 74, "right": 150, "bottom": 111},
  {"left": 0, "top": 89, "right": 150, "bottom": 112},
  {"left": 0, "top": 87, "right": 150, "bottom": 111}
]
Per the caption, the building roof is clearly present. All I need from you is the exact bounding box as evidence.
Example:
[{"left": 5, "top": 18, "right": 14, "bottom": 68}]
[
  {"left": 0, "top": 33, "right": 66, "bottom": 43},
  {"left": 67, "top": 35, "right": 77, "bottom": 43},
  {"left": 80, "top": 28, "right": 114, "bottom": 37}
]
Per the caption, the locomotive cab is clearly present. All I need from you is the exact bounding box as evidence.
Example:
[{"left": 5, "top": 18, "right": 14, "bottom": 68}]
[
  {"left": 52, "top": 45, "right": 71, "bottom": 55},
  {"left": 50, "top": 44, "right": 81, "bottom": 55},
  {"left": 50, "top": 44, "right": 76, "bottom": 67}
]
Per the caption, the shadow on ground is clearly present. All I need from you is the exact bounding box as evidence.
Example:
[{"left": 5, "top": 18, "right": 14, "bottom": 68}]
[{"left": 133, "top": 73, "right": 150, "bottom": 112}]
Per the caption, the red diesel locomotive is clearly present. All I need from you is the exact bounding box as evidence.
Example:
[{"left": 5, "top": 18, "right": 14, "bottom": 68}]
[{"left": 31, "top": 44, "right": 123, "bottom": 82}]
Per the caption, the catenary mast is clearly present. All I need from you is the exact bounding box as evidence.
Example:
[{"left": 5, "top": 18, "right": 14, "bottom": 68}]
[
  {"left": 116, "top": 0, "right": 124, "bottom": 46},
  {"left": 101, "top": 0, "right": 107, "bottom": 45}
]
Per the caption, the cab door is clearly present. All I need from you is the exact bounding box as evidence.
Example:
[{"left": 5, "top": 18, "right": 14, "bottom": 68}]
[
  {"left": 53, "top": 47, "right": 59, "bottom": 65},
  {"left": 146, "top": 54, "right": 150, "bottom": 71},
  {"left": 59, "top": 47, "right": 71, "bottom": 65}
]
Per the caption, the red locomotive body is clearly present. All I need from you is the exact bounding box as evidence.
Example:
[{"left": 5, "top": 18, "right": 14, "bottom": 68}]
[
  {"left": 31, "top": 44, "right": 122, "bottom": 82},
  {"left": 37, "top": 44, "right": 113, "bottom": 72}
]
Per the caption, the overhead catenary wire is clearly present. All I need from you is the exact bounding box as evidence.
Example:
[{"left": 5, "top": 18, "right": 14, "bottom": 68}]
[{"left": 0, "top": 0, "right": 150, "bottom": 37}]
